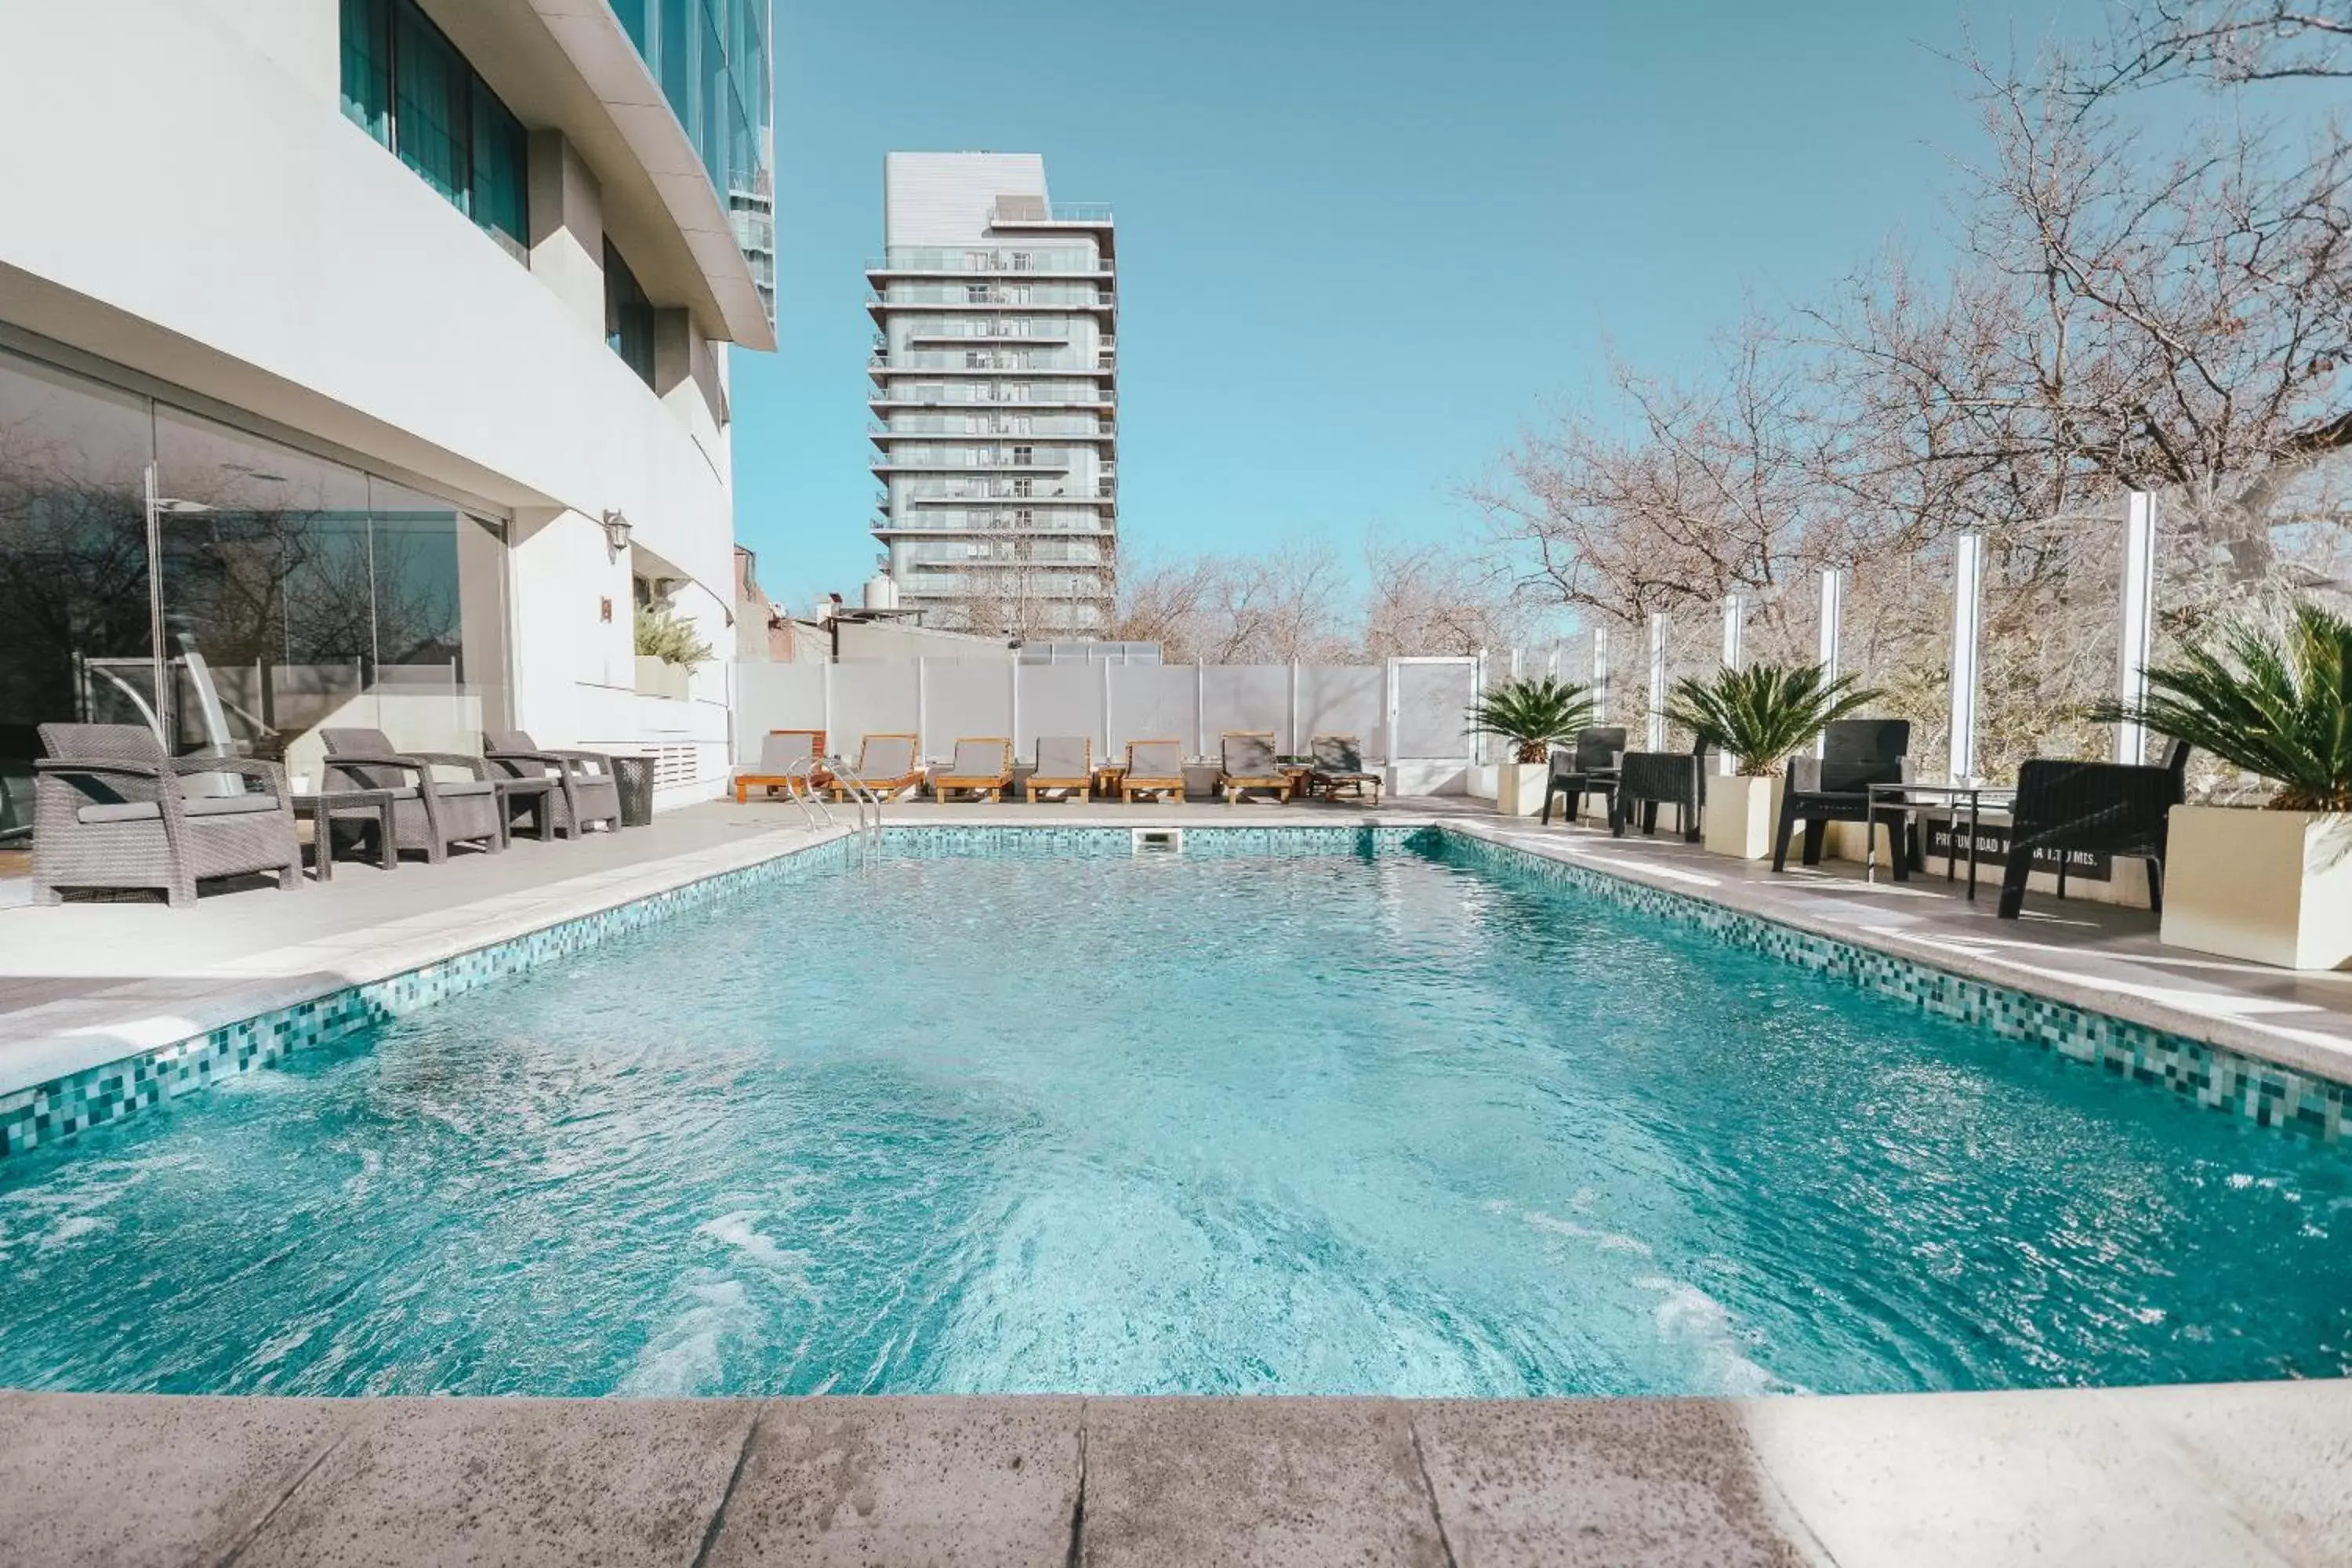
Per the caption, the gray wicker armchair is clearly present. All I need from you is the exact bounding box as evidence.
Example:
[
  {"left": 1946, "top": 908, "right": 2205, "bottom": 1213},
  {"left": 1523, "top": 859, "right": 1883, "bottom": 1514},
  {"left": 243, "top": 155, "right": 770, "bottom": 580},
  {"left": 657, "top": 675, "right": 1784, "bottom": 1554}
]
[
  {"left": 319, "top": 728, "right": 505, "bottom": 862},
  {"left": 481, "top": 729, "right": 621, "bottom": 837},
  {"left": 31, "top": 723, "right": 301, "bottom": 906}
]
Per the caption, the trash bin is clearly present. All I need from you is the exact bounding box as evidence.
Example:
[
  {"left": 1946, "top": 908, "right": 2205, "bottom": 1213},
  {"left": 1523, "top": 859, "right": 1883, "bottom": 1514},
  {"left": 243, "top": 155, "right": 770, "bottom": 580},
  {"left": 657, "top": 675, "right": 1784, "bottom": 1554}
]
[{"left": 610, "top": 755, "right": 656, "bottom": 827}]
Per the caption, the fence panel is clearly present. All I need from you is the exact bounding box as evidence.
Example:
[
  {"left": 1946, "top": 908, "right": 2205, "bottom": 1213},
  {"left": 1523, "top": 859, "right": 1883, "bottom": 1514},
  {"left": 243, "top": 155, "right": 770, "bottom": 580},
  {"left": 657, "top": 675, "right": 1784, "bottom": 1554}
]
[
  {"left": 1107, "top": 664, "right": 1200, "bottom": 759},
  {"left": 1393, "top": 659, "right": 1473, "bottom": 758},
  {"left": 1298, "top": 666, "right": 1386, "bottom": 760},
  {"left": 733, "top": 661, "right": 826, "bottom": 760},
  {"left": 1201, "top": 666, "right": 1293, "bottom": 753},
  {"left": 1014, "top": 663, "right": 1104, "bottom": 753},
  {"left": 829, "top": 661, "right": 920, "bottom": 757},
  {"left": 922, "top": 660, "right": 1014, "bottom": 757}
]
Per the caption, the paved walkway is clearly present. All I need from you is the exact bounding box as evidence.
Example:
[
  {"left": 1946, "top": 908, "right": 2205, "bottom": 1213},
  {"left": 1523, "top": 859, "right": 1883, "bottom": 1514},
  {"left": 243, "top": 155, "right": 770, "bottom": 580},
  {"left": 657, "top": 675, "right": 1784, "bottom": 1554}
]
[{"left": 2, "top": 1381, "right": 2343, "bottom": 1566}]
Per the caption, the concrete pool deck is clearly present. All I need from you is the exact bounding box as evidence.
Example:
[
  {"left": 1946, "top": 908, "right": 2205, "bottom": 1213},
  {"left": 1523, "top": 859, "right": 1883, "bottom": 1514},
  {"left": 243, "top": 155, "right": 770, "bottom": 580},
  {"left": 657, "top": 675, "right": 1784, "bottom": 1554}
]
[
  {"left": 2, "top": 794, "right": 2350, "bottom": 1102},
  {"left": 1, "top": 1381, "right": 2345, "bottom": 1566}
]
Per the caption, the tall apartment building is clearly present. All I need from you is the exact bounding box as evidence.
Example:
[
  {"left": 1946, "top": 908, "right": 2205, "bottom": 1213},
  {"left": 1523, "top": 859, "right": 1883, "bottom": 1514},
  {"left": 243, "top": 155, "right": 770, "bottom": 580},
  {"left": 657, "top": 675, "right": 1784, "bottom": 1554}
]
[
  {"left": 866, "top": 153, "right": 1117, "bottom": 635},
  {"left": 0, "top": 0, "right": 775, "bottom": 824}
]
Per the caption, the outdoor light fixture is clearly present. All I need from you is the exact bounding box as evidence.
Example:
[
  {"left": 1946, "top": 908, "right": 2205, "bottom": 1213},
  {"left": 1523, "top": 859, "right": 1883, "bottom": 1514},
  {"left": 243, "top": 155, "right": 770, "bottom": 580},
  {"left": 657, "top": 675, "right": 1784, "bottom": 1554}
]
[{"left": 600, "top": 509, "right": 633, "bottom": 557}]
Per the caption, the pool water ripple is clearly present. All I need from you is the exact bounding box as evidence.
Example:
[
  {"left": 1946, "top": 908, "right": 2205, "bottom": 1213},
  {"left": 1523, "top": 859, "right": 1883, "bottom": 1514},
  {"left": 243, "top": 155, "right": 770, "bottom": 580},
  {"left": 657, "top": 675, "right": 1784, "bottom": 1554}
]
[{"left": 0, "top": 844, "right": 2345, "bottom": 1397}]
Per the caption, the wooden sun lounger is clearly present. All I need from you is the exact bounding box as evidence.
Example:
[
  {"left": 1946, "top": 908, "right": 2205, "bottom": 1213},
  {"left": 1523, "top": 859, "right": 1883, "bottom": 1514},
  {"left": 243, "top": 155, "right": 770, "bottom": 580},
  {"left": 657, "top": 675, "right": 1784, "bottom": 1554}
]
[
  {"left": 1121, "top": 740, "right": 1185, "bottom": 803},
  {"left": 935, "top": 738, "right": 1015, "bottom": 803},
  {"left": 1026, "top": 737, "right": 1092, "bottom": 803},
  {"left": 1308, "top": 734, "right": 1383, "bottom": 804},
  {"left": 831, "top": 734, "right": 924, "bottom": 800},
  {"left": 735, "top": 730, "right": 830, "bottom": 803},
  {"left": 1219, "top": 731, "right": 1290, "bottom": 804}
]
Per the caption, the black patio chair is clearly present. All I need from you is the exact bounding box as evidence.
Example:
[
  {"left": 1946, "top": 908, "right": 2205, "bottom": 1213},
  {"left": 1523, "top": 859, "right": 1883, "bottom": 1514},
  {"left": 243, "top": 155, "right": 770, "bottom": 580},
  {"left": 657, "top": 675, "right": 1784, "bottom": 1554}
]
[
  {"left": 1541, "top": 727, "right": 1627, "bottom": 826},
  {"left": 1770, "top": 720, "right": 1918, "bottom": 878},
  {"left": 1995, "top": 741, "right": 2189, "bottom": 920},
  {"left": 1610, "top": 741, "right": 1709, "bottom": 844}
]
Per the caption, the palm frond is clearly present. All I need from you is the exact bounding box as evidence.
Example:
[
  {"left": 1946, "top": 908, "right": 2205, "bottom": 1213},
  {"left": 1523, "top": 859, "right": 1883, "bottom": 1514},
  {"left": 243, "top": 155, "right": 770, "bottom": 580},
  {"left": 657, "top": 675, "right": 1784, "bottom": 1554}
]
[
  {"left": 1664, "top": 662, "right": 1884, "bottom": 776},
  {"left": 1466, "top": 677, "right": 1599, "bottom": 764},
  {"left": 2092, "top": 602, "right": 2352, "bottom": 811}
]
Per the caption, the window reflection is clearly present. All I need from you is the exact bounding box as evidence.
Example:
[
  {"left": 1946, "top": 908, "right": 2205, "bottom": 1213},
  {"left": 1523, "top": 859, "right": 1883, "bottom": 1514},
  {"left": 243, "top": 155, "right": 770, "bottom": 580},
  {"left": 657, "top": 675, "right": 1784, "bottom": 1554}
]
[
  {"left": 0, "top": 347, "right": 514, "bottom": 840},
  {"left": 0, "top": 355, "right": 156, "bottom": 840}
]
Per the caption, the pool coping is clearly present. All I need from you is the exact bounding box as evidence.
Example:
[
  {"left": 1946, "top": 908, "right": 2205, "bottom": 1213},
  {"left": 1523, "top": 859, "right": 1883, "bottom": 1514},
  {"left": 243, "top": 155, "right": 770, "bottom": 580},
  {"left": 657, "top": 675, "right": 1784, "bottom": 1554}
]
[
  {"left": 2, "top": 814, "right": 2348, "bottom": 1160},
  {"left": 1, "top": 1381, "right": 2344, "bottom": 1566}
]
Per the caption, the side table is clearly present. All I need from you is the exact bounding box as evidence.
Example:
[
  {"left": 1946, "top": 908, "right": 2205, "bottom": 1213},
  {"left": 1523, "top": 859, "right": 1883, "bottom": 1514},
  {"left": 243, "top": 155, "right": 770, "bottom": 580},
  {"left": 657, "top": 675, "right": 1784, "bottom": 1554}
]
[
  {"left": 292, "top": 789, "right": 397, "bottom": 881},
  {"left": 494, "top": 777, "right": 558, "bottom": 843}
]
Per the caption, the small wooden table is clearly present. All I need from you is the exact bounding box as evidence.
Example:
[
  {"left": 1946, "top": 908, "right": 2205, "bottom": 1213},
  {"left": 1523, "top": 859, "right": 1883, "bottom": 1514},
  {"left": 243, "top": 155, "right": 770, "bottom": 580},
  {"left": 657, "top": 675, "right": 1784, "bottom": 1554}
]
[
  {"left": 291, "top": 789, "right": 398, "bottom": 881},
  {"left": 1091, "top": 764, "right": 1127, "bottom": 800}
]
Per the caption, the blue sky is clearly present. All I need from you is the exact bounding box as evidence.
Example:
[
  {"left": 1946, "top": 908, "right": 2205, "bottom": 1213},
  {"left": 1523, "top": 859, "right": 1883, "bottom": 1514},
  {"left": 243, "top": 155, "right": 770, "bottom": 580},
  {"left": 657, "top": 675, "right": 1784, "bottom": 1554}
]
[{"left": 733, "top": 0, "right": 2090, "bottom": 615}]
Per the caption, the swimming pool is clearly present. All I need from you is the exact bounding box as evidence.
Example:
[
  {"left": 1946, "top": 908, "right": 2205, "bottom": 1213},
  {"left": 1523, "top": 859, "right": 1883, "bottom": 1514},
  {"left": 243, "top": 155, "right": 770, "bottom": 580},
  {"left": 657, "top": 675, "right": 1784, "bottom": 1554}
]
[{"left": 1, "top": 833, "right": 2345, "bottom": 1399}]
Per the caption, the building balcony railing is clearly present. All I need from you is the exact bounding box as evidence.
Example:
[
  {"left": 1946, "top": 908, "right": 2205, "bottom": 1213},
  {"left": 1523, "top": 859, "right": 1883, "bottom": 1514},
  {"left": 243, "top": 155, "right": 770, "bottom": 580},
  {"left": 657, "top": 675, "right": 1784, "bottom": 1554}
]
[{"left": 989, "top": 201, "right": 1114, "bottom": 226}]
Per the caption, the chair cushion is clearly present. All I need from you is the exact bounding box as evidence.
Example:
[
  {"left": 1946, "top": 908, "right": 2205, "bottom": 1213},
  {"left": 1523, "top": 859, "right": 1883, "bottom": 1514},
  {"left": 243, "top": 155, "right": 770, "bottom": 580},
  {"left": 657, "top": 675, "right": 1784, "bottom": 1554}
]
[
  {"left": 430, "top": 779, "right": 496, "bottom": 799},
  {"left": 78, "top": 793, "right": 281, "bottom": 826}
]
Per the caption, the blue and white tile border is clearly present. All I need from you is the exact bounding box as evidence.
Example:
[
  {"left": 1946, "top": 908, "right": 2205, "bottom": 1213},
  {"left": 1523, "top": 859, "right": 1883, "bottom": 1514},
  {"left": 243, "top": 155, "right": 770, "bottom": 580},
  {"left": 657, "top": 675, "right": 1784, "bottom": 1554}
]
[{"left": 2, "top": 821, "right": 2343, "bottom": 1162}]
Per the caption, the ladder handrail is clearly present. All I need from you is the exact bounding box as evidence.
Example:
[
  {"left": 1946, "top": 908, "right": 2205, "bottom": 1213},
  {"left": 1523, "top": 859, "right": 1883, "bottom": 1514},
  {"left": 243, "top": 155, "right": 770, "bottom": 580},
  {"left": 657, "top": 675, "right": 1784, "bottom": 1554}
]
[
  {"left": 780, "top": 756, "right": 834, "bottom": 829},
  {"left": 822, "top": 754, "right": 886, "bottom": 859}
]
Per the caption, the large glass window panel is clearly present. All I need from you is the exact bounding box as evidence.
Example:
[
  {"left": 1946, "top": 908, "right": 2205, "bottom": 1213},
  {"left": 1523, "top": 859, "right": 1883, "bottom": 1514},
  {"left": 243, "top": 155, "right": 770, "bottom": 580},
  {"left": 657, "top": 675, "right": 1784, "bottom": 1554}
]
[
  {"left": 611, "top": 0, "right": 649, "bottom": 53},
  {"left": 700, "top": 0, "right": 727, "bottom": 190},
  {"left": 0, "top": 351, "right": 157, "bottom": 838},
  {"left": 154, "top": 409, "right": 375, "bottom": 782},
  {"left": 392, "top": 0, "right": 470, "bottom": 210},
  {"left": 470, "top": 87, "right": 529, "bottom": 261},
  {"left": 339, "top": 0, "right": 393, "bottom": 147},
  {"left": 365, "top": 477, "right": 509, "bottom": 757},
  {"left": 659, "top": 0, "right": 694, "bottom": 154},
  {"left": 604, "top": 239, "right": 656, "bottom": 387},
  {"left": 1973, "top": 505, "right": 2122, "bottom": 784}
]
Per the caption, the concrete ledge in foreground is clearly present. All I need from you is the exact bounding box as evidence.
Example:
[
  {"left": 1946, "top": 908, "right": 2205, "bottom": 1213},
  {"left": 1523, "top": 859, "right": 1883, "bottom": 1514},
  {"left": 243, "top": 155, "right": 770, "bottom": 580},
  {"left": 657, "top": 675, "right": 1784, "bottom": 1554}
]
[{"left": 0, "top": 1381, "right": 2345, "bottom": 1566}]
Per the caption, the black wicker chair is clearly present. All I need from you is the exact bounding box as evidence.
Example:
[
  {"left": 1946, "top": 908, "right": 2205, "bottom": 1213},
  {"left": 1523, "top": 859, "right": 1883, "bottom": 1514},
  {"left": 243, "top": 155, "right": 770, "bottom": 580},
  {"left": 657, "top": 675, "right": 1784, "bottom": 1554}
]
[
  {"left": 320, "top": 728, "right": 504, "bottom": 862},
  {"left": 30, "top": 723, "right": 300, "bottom": 906},
  {"left": 1771, "top": 720, "right": 1918, "bottom": 878},
  {"left": 482, "top": 729, "right": 622, "bottom": 837},
  {"left": 1610, "top": 742, "right": 1708, "bottom": 844},
  {"left": 1995, "top": 742, "right": 2189, "bottom": 920},
  {"left": 1541, "top": 727, "right": 1627, "bottom": 826}
]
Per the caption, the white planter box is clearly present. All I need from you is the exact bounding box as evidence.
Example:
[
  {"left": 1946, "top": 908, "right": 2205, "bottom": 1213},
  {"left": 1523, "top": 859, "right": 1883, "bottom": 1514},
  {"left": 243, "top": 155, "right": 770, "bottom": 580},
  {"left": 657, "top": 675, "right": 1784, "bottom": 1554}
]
[
  {"left": 634, "top": 656, "right": 689, "bottom": 701},
  {"left": 1494, "top": 762, "right": 1551, "bottom": 817},
  {"left": 2161, "top": 804, "right": 2352, "bottom": 971},
  {"left": 1703, "top": 775, "right": 1784, "bottom": 861}
]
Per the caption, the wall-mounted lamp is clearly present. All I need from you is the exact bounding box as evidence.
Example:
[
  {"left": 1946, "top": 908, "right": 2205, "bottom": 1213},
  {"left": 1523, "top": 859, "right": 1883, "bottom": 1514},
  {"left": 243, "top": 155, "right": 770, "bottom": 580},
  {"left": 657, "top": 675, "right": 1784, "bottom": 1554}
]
[{"left": 600, "top": 509, "right": 633, "bottom": 557}]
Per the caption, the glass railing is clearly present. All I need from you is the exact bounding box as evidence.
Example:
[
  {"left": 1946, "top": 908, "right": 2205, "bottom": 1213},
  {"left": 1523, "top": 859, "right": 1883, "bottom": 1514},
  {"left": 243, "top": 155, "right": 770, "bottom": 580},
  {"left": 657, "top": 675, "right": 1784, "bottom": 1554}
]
[
  {"left": 989, "top": 201, "right": 1113, "bottom": 225},
  {"left": 898, "top": 320, "right": 1076, "bottom": 341},
  {"left": 866, "top": 248, "right": 1109, "bottom": 275},
  {"left": 873, "top": 416, "right": 1107, "bottom": 437},
  {"left": 874, "top": 448, "right": 1079, "bottom": 470},
  {"left": 869, "top": 383, "right": 1114, "bottom": 405},
  {"left": 875, "top": 351, "right": 1095, "bottom": 372},
  {"left": 891, "top": 478, "right": 1105, "bottom": 500},
  {"left": 874, "top": 286, "right": 1108, "bottom": 308}
]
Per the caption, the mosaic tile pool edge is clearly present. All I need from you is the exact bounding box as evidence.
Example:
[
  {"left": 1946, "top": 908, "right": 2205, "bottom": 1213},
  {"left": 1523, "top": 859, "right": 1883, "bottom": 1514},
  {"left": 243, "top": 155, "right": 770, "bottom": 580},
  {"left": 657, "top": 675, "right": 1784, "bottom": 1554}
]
[
  {"left": 1432, "top": 828, "right": 2347, "bottom": 1142},
  {"left": 0, "top": 835, "right": 863, "bottom": 1162}
]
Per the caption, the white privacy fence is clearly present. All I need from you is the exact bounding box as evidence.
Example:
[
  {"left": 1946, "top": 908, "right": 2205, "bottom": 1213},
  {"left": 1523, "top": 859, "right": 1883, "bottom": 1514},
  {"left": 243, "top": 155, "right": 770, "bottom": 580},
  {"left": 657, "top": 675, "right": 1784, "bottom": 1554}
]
[{"left": 733, "top": 657, "right": 1481, "bottom": 769}]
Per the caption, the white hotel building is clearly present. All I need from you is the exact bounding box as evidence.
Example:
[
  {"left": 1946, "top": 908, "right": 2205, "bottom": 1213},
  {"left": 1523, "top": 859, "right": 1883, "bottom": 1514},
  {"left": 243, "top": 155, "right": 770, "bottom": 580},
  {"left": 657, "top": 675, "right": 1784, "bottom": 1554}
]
[
  {"left": 0, "top": 0, "right": 774, "bottom": 833},
  {"left": 867, "top": 152, "right": 1118, "bottom": 635}
]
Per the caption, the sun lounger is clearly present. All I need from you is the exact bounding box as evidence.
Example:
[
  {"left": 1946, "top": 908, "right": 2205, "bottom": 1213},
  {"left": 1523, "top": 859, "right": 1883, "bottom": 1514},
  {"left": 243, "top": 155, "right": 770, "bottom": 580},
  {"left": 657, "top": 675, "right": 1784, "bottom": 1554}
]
[
  {"left": 1308, "top": 734, "right": 1382, "bottom": 804},
  {"left": 734, "top": 730, "right": 830, "bottom": 803},
  {"left": 935, "top": 737, "right": 1015, "bottom": 802},
  {"left": 834, "top": 734, "right": 924, "bottom": 800},
  {"left": 1122, "top": 739, "right": 1184, "bottom": 803},
  {"left": 1026, "top": 737, "right": 1092, "bottom": 803},
  {"left": 1219, "top": 731, "right": 1290, "bottom": 804}
]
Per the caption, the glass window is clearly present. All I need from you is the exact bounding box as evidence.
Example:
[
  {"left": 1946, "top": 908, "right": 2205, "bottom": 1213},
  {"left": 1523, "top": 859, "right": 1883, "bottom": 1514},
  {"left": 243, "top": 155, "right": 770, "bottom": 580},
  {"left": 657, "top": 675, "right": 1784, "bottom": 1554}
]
[
  {"left": 604, "top": 239, "right": 656, "bottom": 387},
  {"left": 470, "top": 88, "right": 528, "bottom": 261},
  {"left": 659, "top": 0, "right": 694, "bottom": 151},
  {"left": 339, "top": 0, "right": 393, "bottom": 147},
  {"left": 610, "top": 0, "right": 649, "bottom": 53},
  {"left": 0, "top": 350, "right": 158, "bottom": 837},
  {"left": 392, "top": 1, "right": 470, "bottom": 209}
]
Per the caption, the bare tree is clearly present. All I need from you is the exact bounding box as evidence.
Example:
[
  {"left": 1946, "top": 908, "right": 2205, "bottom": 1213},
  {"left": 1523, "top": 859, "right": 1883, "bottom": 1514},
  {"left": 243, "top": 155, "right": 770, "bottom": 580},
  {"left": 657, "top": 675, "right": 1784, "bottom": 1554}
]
[
  {"left": 2088, "top": 1, "right": 2352, "bottom": 90},
  {"left": 1360, "top": 537, "right": 1533, "bottom": 658}
]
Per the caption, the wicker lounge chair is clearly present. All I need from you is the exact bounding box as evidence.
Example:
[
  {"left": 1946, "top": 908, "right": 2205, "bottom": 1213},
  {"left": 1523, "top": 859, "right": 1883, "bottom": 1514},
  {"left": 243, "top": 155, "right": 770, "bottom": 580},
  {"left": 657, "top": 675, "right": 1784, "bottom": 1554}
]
[
  {"left": 1995, "top": 742, "right": 2189, "bottom": 920},
  {"left": 320, "top": 728, "right": 504, "bottom": 862},
  {"left": 1308, "top": 735, "right": 1382, "bottom": 803},
  {"left": 935, "top": 738, "right": 1015, "bottom": 802},
  {"left": 833, "top": 734, "right": 923, "bottom": 800},
  {"left": 1027, "top": 737, "right": 1092, "bottom": 803},
  {"left": 1770, "top": 720, "right": 1917, "bottom": 877},
  {"left": 31, "top": 723, "right": 301, "bottom": 906},
  {"left": 735, "top": 730, "right": 831, "bottom": 803},
  {"left": 483, "top": 729, "right": 621, "bottom": 836},
  {"left": 1122, "top": 740, "right": 1185, "bottom": 803},
  {"left": 1541, "top": 727, "right": 1626, "bottom": 826},
  {"left": 1219, "top": 732, "right": 1290, "bottom": 804}
]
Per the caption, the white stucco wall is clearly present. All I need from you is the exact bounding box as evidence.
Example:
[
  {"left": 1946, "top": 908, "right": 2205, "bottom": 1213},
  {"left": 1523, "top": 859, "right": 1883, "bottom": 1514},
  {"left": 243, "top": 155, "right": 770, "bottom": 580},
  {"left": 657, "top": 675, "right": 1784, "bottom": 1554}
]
[{"left": 0, "top": 0, "right": 746, "bottom": 798}]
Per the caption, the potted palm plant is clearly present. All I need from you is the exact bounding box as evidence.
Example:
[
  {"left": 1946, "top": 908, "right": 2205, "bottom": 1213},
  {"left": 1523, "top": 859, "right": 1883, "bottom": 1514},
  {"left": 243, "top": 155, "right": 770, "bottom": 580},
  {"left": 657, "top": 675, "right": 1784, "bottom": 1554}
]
[
  {"left": 2093, "top": 604, "right": 2352, "bottom": 970},
  {"left": 1666, "top": 662, "right": 1881, "bottom": 859},
  {"left": 1466, "top": 677, "right": 1597, "bottom": 815}
]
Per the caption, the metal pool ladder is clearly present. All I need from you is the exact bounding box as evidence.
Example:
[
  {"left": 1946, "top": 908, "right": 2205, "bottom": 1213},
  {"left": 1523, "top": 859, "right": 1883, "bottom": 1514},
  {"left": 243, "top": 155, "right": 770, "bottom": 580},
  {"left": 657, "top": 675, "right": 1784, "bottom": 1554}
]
[{"left": 824, "top": 754, "right": 885, "bottom": 862}]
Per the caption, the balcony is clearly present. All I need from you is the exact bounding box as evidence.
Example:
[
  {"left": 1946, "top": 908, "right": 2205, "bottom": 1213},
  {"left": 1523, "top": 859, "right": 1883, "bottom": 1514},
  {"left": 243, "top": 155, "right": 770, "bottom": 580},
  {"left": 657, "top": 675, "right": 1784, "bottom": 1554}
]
[{"left": 866, "top": 249, "right": 1114, "bottom": 280}]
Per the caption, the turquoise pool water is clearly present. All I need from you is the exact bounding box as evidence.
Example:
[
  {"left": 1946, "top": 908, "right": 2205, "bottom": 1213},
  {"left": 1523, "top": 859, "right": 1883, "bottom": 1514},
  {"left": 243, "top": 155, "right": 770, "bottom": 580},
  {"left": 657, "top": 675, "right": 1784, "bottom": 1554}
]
[{"left": 1, "top": 837, "right": 2346, "bottom": 1398}]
